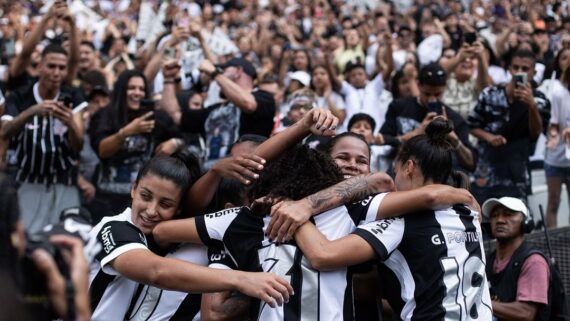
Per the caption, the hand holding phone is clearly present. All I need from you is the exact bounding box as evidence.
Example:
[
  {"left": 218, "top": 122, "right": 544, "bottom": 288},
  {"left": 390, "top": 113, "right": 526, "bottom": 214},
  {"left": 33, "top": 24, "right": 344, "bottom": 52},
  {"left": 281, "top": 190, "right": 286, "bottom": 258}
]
[
  {"left": 514, "top": 73, "right": 528, "bottom": 88},
  {"left": 463, "top": 32, "right": 477, "bottom": 45}
]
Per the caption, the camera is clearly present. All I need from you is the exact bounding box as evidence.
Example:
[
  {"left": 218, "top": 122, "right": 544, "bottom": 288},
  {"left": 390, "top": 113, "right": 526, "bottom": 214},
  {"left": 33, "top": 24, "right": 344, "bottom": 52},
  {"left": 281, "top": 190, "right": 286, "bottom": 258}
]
[{"left": 20, "top": 207, "right": 92, "bottom": 318}]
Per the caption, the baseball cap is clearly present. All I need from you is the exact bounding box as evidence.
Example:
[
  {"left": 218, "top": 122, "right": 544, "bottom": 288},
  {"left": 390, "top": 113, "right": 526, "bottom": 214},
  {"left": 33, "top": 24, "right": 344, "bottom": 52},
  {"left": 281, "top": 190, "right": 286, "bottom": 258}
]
[
  {"left": 289, "top": 71, "right": 311, "bottom": 87},
  {"left": 345, "top": 58, "right": 365, "bottom": 74},
  {"left": 482, "top": 197, "right": 529, "bottom": 219},
  {"left": 218, "top": 57, "right": 257, "bottom": 79},
  {"left": 418, "top": 63, "right": 447, "bottom": 86}
]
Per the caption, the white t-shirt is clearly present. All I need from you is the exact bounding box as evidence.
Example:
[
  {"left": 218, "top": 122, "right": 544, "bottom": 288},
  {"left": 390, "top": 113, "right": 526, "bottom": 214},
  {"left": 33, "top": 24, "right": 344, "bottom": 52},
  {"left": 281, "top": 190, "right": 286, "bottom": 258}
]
[{"left": 340, "top": 74, "right": 385, "bottom": 132}]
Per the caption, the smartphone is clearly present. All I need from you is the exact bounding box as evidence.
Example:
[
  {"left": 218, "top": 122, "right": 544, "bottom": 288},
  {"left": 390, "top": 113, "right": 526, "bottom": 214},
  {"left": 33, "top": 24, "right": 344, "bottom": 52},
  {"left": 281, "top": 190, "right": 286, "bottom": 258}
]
[
  {"left": 139, "top": 99, "right": 155, "bottom": 120},
  {"left": 164, "top": 47, "right": 176, "bottom": 60},
  {"left": 58, "top": 93, "right": 73, "bottom": 109},
  {"left": 514, "top": 73, "right": 528, "bottom": 87},
  {"left": 427, "top": 101, "right": 442, "bottom": 115},
  {"left": 463, "top": 32, "right": 477, "bottom": 45}
]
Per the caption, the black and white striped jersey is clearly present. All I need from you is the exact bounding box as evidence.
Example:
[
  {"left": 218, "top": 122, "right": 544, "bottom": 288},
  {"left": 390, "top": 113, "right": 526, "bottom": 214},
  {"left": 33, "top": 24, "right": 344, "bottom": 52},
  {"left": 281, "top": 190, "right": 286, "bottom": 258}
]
[
  {"left": 2, "top": 82, "right": 87, "bottom": 185},
  {"left": 354, "top": 204, "right": 493, "bottom": 321},
  {"left": 125, "top": 243, "right": 208, "bottom": 321},
  {"left": 195, "top": 193, "right": 385, "bottom": 321},
  {"left": 88, "top": 208, "right": 149, "bottom": 321}
]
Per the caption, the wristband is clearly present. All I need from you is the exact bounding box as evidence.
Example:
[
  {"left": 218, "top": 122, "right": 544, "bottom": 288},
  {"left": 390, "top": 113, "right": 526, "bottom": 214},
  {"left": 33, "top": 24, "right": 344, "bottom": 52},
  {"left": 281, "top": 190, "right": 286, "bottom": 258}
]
[{"left": 163, "top": 79, "right": 175, "bottom": 84}]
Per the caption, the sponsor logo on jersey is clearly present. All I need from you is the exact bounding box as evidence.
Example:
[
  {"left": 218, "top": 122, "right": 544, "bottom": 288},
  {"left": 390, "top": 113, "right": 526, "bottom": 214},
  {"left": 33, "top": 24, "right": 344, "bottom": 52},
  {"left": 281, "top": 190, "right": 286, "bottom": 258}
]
[
  {"left": 101, "top": 225, "right": 116, "bottom": 254},
  {"left": 205, "top": 207, "right": 239, "bottom": 219},
  {"left": 210, "top": 250, "right": 228, "bottom": 261},
  {"left": 368, "top": 217, "right": 397, "bottom": 235}
]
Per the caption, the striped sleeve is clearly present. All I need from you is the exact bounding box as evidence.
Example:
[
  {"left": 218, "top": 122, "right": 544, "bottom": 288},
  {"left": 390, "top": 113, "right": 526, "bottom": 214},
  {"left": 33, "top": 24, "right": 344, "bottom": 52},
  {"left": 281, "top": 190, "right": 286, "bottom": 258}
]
[
  {"left": 353, "top": 217, "right": 405, "bottom": 261},
  {"left": 195, "top": 207, "right": 241, "bottom": 246}
]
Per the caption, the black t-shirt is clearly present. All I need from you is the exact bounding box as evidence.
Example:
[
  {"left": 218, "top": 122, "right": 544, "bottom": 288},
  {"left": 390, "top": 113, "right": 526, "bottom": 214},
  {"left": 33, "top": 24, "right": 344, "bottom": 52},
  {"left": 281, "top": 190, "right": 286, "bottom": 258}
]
[
  {"left": 179, "top": 89, "right": 275, "bottom": 162},
  {"left": 90, "top": 107, "right": 181, "bottom": 194},
  {"left": 380, "top": 96, "right": 476, "bottom": 172}
]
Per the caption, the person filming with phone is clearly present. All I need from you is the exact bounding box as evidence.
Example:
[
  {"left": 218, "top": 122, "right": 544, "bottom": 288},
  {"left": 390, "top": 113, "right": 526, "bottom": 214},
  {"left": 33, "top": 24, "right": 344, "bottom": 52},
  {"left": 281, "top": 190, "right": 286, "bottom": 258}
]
[
  {"left": 0, "top": 44, "right": 86, "bottom": 234},
  {"left": 468, "top": 49, "right": 551, "bottom": 204},
  {"left": 89, "top": 70, "right": 185, "bottom": 223},
  {"left": 380, "top": 63, "right": 476, "bottom": 174}
]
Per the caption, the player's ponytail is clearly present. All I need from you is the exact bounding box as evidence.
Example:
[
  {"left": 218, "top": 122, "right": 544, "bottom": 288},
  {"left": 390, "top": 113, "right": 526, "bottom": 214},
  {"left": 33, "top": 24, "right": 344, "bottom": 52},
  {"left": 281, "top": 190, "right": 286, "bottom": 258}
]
[{"left": 396, "top": 117, "right": 453, "bottom": 184}]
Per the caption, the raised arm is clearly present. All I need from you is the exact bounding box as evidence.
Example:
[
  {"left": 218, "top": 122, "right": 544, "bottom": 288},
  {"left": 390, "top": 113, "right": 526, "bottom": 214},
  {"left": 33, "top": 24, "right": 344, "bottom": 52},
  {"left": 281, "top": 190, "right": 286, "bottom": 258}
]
[
  {"left": 199, "top": 60, "right": 258, "bottom": 113},
  {"left": 62, "top": 7, "right": 80, "bottom": 84},
  {"left": 184, "top": 154, "right": 265, "bottom": 214},
  {"left": 190, "top": 21, "right": 217, "bottom": 63},
  {"left": 254, "top": 108, "right": 338, "bottom": 161},
  {"left": 10, "top": 2, "right": 60, "bottom": 78}
]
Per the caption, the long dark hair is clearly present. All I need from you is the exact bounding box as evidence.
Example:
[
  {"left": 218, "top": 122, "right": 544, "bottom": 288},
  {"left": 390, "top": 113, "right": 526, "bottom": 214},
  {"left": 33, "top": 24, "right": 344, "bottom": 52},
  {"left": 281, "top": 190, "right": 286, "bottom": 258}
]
[
  {"left": 248, "top": 145, "right": 343, "bottom": 216},
  {"left": 396, "top": 118, "right": 453, "bottom": 184},
  {"left": 554, "top": 47, "right": 570, "bottom": 86},
  {"left": 110, "top": 69, "right": 150, "bottom": 127}
]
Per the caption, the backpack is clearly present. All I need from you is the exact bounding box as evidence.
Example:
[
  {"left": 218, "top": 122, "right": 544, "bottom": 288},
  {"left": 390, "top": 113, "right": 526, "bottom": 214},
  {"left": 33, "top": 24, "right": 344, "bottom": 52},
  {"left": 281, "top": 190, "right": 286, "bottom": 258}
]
[{"left": 521, "top": 250, "right": 570, "bottom": 321}]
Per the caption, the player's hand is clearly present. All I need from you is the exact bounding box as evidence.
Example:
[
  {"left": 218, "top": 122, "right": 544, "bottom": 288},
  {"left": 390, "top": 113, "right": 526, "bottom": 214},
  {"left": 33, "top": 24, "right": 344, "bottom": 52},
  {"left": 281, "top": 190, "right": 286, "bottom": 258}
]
[
  {"left": 212, "top": 154, "right": 265, "bottom": 185},
  {"left": 266, "top": 198, "right": 313, "bottom": 243},
  {"left": 234, "top": 271, "right": 293, "bottom": 308},
  {"left": 300, "top": 108, "right": 338, "bottom": 136}
]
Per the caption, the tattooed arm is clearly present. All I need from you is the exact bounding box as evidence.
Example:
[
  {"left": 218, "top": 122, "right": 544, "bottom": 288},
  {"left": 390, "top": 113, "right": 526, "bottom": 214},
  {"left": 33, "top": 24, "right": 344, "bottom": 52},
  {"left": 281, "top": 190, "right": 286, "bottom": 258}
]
[
  {"left": 266, "top": 174, "right": 478, "bottom": 242},
  {"left": 265, "top": 172, "right": 394, "bottom": 241}
]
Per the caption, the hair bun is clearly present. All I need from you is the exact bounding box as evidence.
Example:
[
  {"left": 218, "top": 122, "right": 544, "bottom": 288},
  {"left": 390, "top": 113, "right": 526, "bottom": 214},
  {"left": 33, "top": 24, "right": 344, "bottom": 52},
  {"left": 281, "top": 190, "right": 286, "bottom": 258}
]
[{"left": 425, "top": 117, "right": 453, "bottom": 142}]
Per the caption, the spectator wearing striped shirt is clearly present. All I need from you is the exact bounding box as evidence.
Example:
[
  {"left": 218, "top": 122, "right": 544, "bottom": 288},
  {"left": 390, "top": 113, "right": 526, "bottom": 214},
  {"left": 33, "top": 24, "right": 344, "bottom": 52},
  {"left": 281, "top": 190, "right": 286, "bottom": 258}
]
[{"left": 0, "top": 44, "right": 86, "bottom": 234}]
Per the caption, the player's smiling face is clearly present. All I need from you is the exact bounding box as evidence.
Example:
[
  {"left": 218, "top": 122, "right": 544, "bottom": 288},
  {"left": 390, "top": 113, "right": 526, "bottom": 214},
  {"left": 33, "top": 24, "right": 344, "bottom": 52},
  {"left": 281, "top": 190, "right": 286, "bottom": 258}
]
[
  {"left": 330, "top": 136, "right": 370, "bottom": 179},
  {"left": 130, "top": 173, "right": 182, "bottom": 235}
]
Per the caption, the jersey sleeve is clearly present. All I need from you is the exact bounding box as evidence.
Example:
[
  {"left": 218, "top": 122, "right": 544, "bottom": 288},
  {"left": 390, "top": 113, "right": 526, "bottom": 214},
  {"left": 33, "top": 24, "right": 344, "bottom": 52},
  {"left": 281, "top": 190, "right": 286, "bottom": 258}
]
[
  {"left": 194, "top": 207, "right": 241, "bottom": 247},
  {"left": 207, "top": 245, "right": 238, "bottom": 270},
  {"left": 352, "top": 217, "right": 405, "bottom": 261},
  {"left": 517, "top": 253, "right": 550, "bottom": 305},
  {"left": 346, "top": 193, "right": 389, "bottom": 225},
  {"left": 95, "top": 221, "right": 148, "bottom": 275}
]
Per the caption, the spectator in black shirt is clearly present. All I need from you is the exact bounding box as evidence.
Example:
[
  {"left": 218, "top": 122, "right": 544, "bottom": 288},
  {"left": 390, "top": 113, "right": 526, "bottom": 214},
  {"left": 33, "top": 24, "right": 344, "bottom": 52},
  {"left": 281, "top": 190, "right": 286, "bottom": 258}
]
[
  {"left": 468, "top": 50, "right": 550, "bottom": 204},
  {"left": 89, "top": 70, "right": 183, "bottom": 223},
  {"left": 162, "top": 57, "right": 275, "bottom": 169},
  {"left": 380, "top": 63, "right": 475, "bottom": 174}
]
